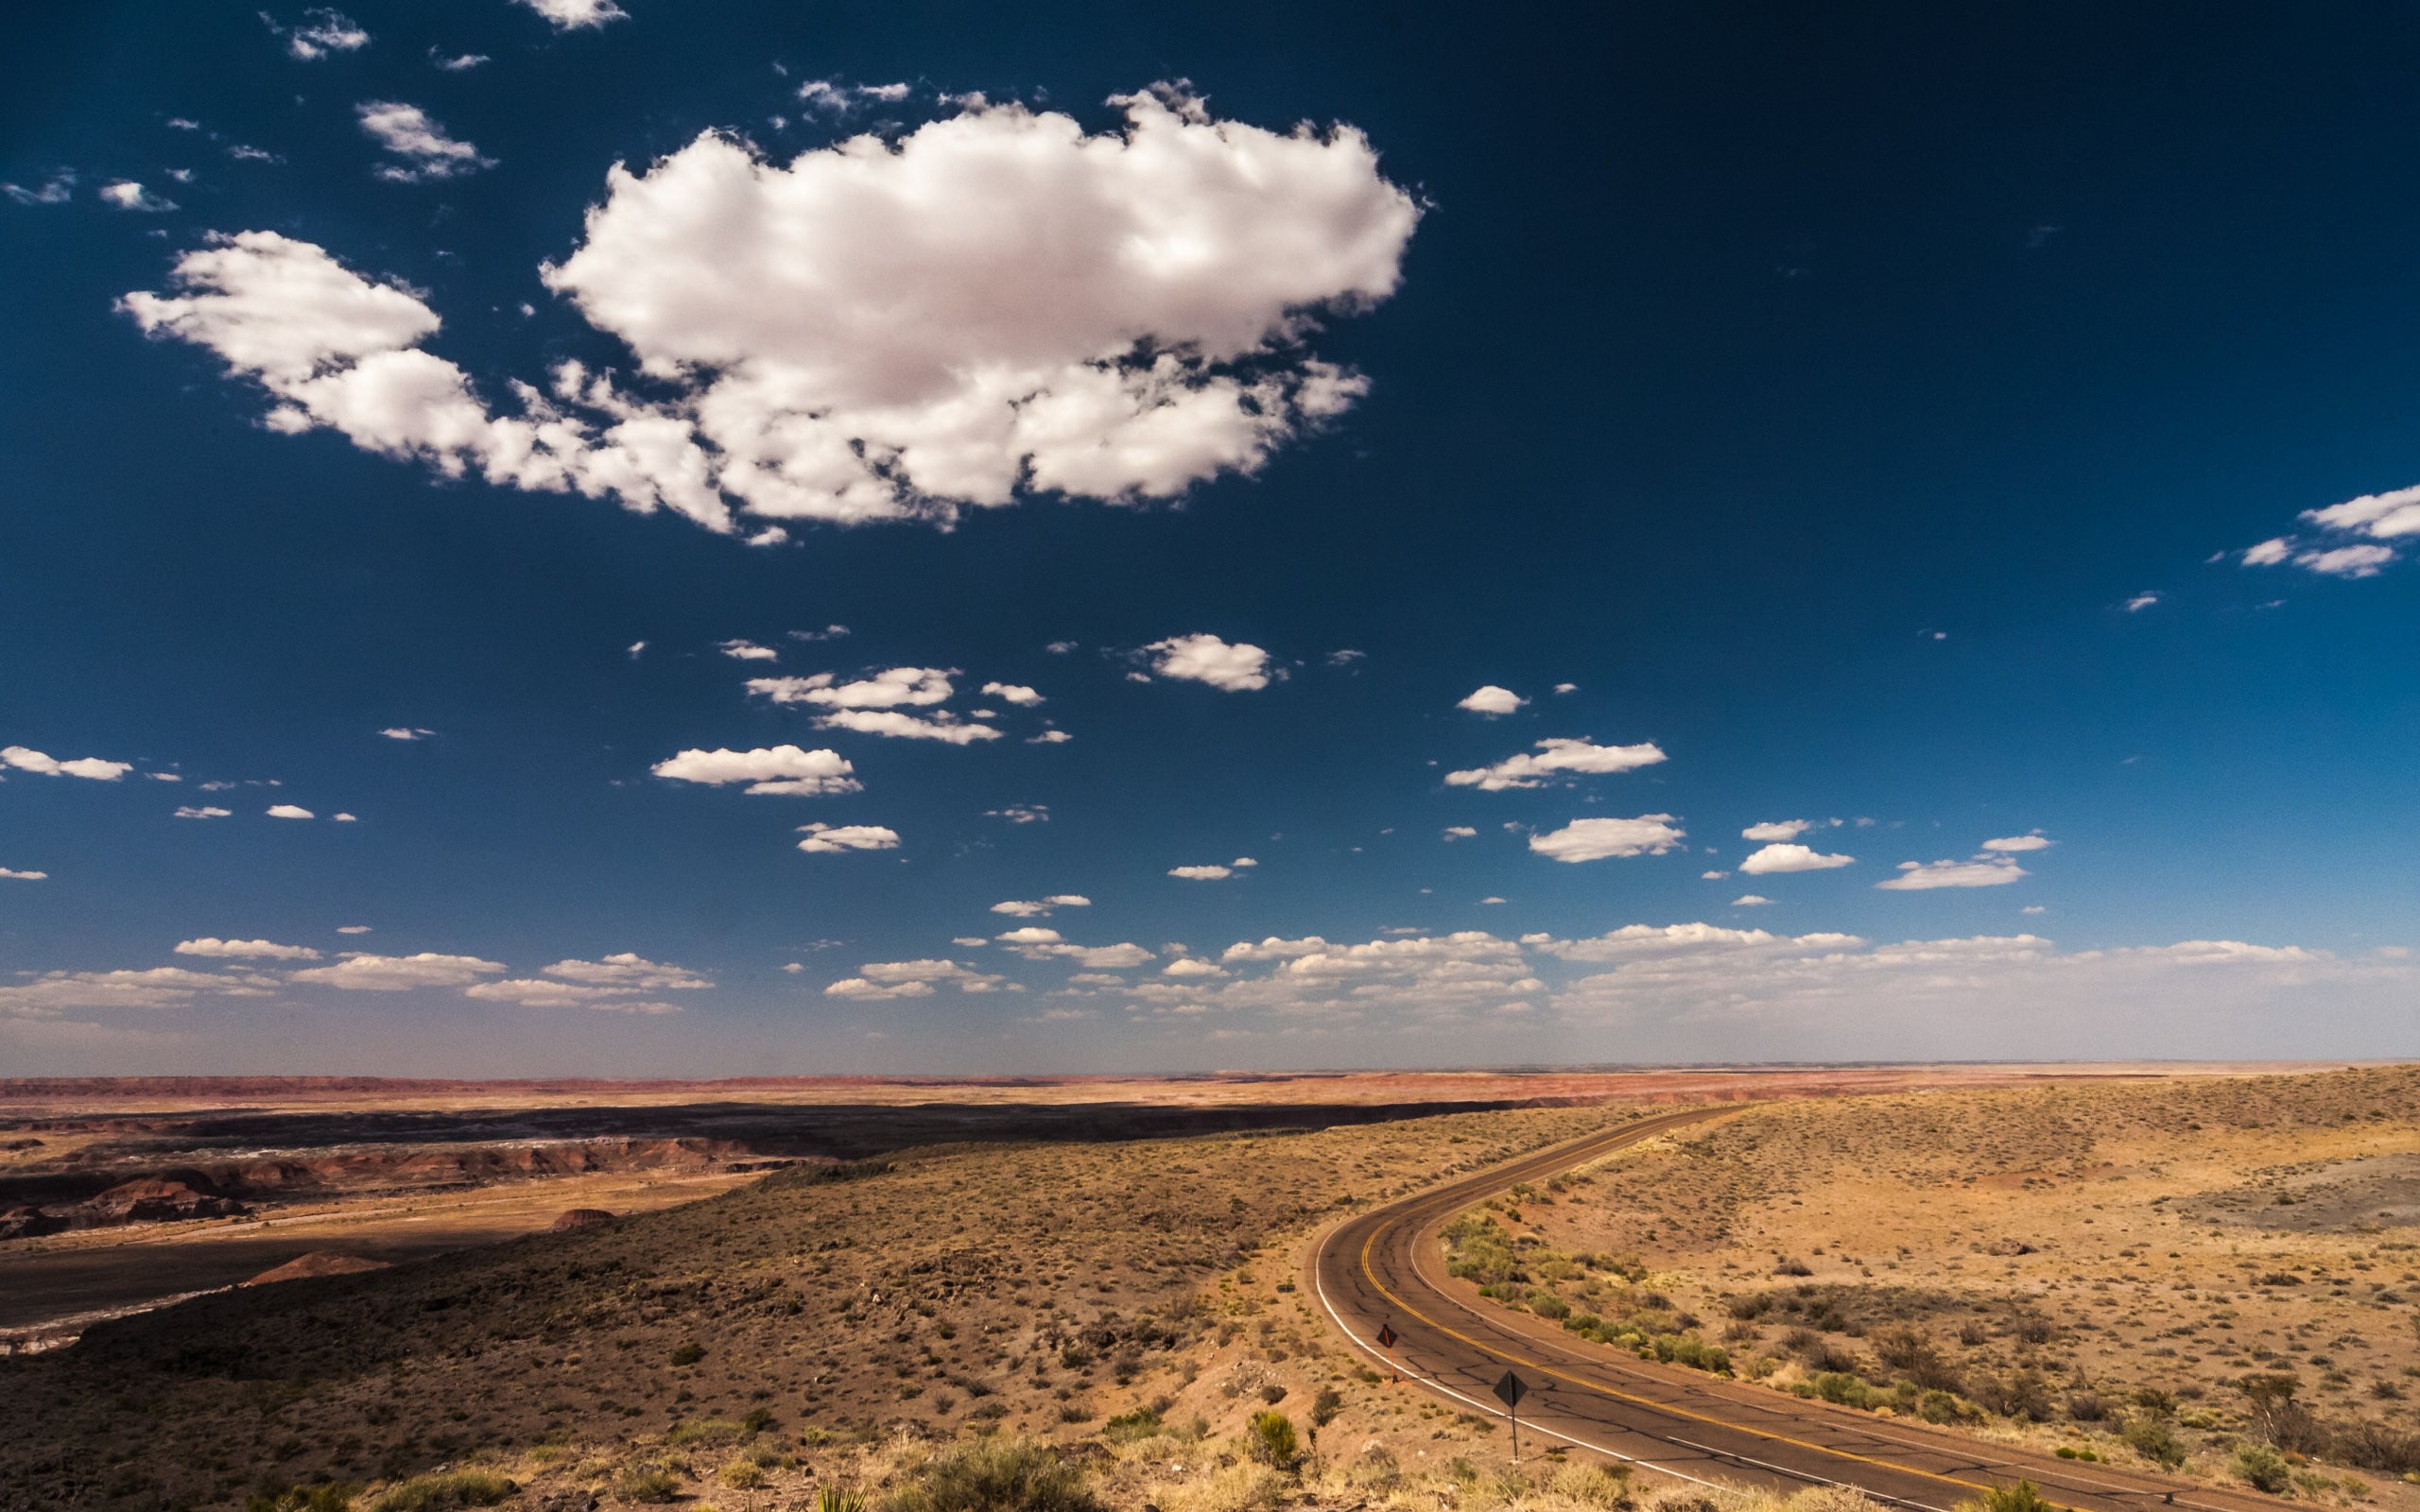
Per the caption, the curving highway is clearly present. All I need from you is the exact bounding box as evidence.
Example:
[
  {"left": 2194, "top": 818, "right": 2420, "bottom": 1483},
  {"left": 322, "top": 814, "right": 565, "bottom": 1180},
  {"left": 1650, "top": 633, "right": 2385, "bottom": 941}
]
[{"left": 1308, "top": 1107, "right": 2283, "bottom": 1512}]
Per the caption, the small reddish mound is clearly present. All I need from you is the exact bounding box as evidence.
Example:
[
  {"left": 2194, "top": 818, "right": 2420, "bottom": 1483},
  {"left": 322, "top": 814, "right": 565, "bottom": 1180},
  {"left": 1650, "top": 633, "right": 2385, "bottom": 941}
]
[
  {"left": 242, "top": 1251, "right": 392, "bottom": 1286},
  {"left": 81, "top": 1177, "right": 247, "bottom": 1223},
  {"left": 550, "top": 1208, "right": 615, "bottom": 1230}
]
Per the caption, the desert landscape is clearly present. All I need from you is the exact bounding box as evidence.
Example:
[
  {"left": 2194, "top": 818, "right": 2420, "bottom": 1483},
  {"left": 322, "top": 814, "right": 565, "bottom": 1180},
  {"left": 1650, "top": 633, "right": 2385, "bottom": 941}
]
[{"left": 2, "top": 1064, "right": 2411, "bottom": 1512}]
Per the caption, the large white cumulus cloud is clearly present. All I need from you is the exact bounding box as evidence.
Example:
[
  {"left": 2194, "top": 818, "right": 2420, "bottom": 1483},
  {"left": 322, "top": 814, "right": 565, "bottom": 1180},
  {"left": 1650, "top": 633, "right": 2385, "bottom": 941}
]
[{"left": 121, "top": 87, "right": 1417, "bottom": 537}]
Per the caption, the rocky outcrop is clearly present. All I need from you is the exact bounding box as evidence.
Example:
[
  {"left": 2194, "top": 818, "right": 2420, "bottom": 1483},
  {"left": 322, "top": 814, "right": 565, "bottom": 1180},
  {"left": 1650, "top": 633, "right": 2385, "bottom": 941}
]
[
  {"left": 550, "top": 1208, "right": 615, "bottom": 1230},
  {"left": 242, "top": 1251, "right": 392, "bottom": 1286},
  {"left": 78, "top": 1178, "right": 247, "bottom": 1225}
]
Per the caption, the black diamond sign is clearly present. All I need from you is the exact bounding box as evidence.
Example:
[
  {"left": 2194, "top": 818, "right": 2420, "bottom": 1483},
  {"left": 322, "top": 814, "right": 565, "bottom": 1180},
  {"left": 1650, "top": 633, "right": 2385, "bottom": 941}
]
[
  {"left": 1493, "top": 1370, "right": 1528, "bottom": 1409},
  {"left": 1376, "top": 1324, "right": 1397, "bottom": 1349}
]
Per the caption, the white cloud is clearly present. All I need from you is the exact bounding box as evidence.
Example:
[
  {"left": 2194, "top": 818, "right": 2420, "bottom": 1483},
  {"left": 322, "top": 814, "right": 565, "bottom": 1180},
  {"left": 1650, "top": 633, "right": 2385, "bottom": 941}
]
[
  {"left": 1326, "top": 648, "right": 1366, "bottom": 667},
  {"left": 174, "top": 805, "right": 233, "bottom": 819},
  {"left": 542, "top": 953, "right": 712, "bottom": 988},
  {"left": 273, "top": 9, "right": 370, "bottom": 60},
  {"left": 2294, "top": 543, "right": 2397, "bottom": 577},
  {"left": 986, "top": 804, "right": 1049, "bottom": 824},
  {"left": 717, "top": 638, "right": 779, "bottom": 661},
  {"left": 357, "top": 101, "right": 493, "bottom": 182},
  {"left": 789, "top": 624, "right": 851, "bottom": 642},
  {"left": 266, "top": 804, "right": 315, "bottom": 819},
  {"left": 1552, "top": 682, "right": 1578, "bottom": 695},
  {"left": 1741, "top": 819, "right": 1811, "bottom": 842},
  {"left": 819, "top": 708, "right": 1002, "bottom": 743},
  {"left": 796, "top": 822, "right": 900, "bottom": 853},
  {"left": 3, "top": 746, "right": 132, "bottom": 781},
  {"left": 825, "top": 958, "right": 1006, "bottom": 1000},
  {"left": 4, "top": 171, "right": 76, "bottom": 206},
  {"left": 289, "top": 952, "right": 505, "bottom": 989},
  {"left": 99, "top": 181, "right": 178, "bottom": 213},
  {"left": 1446, "top": 737, "right": 1667, "bottom": 792},
  {"left": 174, "top": 937, "right": 321, "bottom": 960},
  {"left": 379, "top": 726, "right": 434, "bottom": 740},
  {"left": 516, "top": 0, "right": 627, "bottom": 28},
  {"left": 337, "top": 924, "right": 372, "bottom": 934},
  {"left": 1875, "top": 855, "right": 2028, "bottom": 890},
  {"left": 127, "top": 78, "right": 1415, "bottom": 541},
  {"left": 2123, "top": 592, "right": 2161, "bottom": 612},
  {"left": 1162, "top": 956, "right": 1226, "bottom": 978},
  {"left": 1, "top": 868, "right": 47, "bottom": 882},
  {"left": 467, "top": 978, "right": 683, "bottom": 1012},
  {"left": 991, "top": 895, "right": 1091, "bottom": 918},
  {"left": 1529, "top": 815, "right": 1685, "bottom": 863},
  {"left": 994, "top": 928, "right": 1154, "bottom": 968},
  {"left": 1028, "top": 728, "right": 1072, "bottom": 745},
  {"left": 981, "top": 681, "right": 1044, "bottom": 706},
  {"left": 0, "top": 966, "right": 276, "bottom": 1016},
  {"left": 1167, "top": 864, "right": 1233, "bottom": 880},
  {"left": 1731, "top": 894, "right": 1773, "bottom": 906},
  {"left": 1457, "top": 685, "right": 1526, "bottom": 715},
  {"left": 748, "top": 667, "right": 954, "bottom": 707},
  {"left": 627, "top": 640, "right": 647, "bottom": 658},
  {"left": 651, "top": 744, "right": 860, "bottom": 796},
  {"left": 2241, "top": 538, "right": 2291, "bottom": 566},
  {"left": 1981, "top": 833, "right": 2052, "bottom": 852},
  {"left": 1142, "top": 633, "right": 1276, "bottom": 692},
  {"left": 1701, "top": 869, "right": 1728, "bottom": 880},
  {"left": 1737, "top": 842, "right": 1854, "bottom": 874},
  {"left": 431, "top": 49, "right": 488, "bottom": 71},
  {"left": 1442, "top": 825, "right": 1477, "bottom": 840}
]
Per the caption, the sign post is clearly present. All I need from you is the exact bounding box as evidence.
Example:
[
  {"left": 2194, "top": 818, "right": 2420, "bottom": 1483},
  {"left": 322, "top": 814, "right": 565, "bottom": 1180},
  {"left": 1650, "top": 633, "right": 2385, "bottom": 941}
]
[
  {"left": 1376, "top": 1322, "right": 1398, "bottom": 1383},
  {"left": 1493, "top": 1370, "right": 1530, "bottom": 1464}
]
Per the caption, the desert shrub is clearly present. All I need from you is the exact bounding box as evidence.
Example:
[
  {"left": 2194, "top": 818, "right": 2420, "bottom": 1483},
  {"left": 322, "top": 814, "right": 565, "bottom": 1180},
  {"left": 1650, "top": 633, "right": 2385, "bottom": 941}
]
[
  {"left": 2332, "top": 1418, "right": 2420, "bottom": 1474},
  {"left": 1444, "top": 1214, "right": 1523, "bottom": 1286},
  {"left": 1954, "top": 1483, "right": 2052, "bottom": 1512},
  {"left": 1774, "top": 1257, "right": 1813, "bottom": 1277},
  {"left": 1547, "top": 1461, "right": 1631, "bottom": 1507},
  {"left": 1057, "top": 1400, "right": 1098, "bottom": 1424},
  {"left": 1309, "top": 1386, "right": 1343, "bottom": 1427},
  {"left": 887, "top": 1436, "right": 1101, "bottom": 1512},
  {"left": 2119, "top": 1416, "right": 2186, "bottom": 1469},
  {"left": 1529, "top": 1290, "right": 1572, "bottom": 1320},
  {"left": 1968, "top": 1370, "right": 2052, "bottom": 1421},
  {"left": 366, "top": 1473, "right": 516, "bottom": 1512},
  {"left": 742, "top": 1406, "right": 778, "bottom": 1435},
  {"left": 2233, "top": 1444, "right": 2292, "bottom": 1494},
  {"left": 1651, "top": 1334, "right": 1731, "bottom": 1374},
  {"left": 1100, "top": 1407, "right": 1164, "bottom": 1446},
  {"left": 247, "top": 1486, "right": 359, "bottom": 1512},
  {"left": 614, "top": 1468, "right": 685, "bottom": 1504},
  {"left": 670, "top": 1418, "right": 744, "bottom": 1447},
  {"left": 1874, "top": 1330, "right": 1962, "bottom": 1393},
  {"left": 721, "top": 1459, "right": 769, "bottom": 1490},
  {"left": 1915, "top": 1390, "right": 1973, "bottom": 1425},
  {"left": 1727, "top": 1292, "right": 1776, "bottom": 1320},
  {"left": 669, "top": 1342, "right": 705, "bottom": 1366},
  {"left": 1805, "top": 1372, "right": 1887, "bottom": 1410},
  {"left": 1169, "top": 1463, "right": 1288, "bottom": 1512},
  {"left": 819, "top": 1488, "right": 869, "bottom": 1512},
  {"left": 1246, "top": 1410, "right": 1300, "bottom": 1469},
  {"left": 2237, "top": 1374, "right": 2328, "bottom": 1454}
]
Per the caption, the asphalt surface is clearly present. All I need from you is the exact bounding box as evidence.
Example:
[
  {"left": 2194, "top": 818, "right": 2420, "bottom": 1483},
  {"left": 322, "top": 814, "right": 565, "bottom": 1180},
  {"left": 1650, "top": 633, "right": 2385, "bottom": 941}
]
[{"left": 1309, "top": 1108, "right": 2285, "bottom": 1512}]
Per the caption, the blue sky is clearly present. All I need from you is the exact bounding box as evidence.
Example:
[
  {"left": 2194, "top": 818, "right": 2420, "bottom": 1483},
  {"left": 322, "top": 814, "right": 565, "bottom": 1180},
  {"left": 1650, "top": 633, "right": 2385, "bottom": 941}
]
[{"left": 2, "top": 2, "right": 2413, "bottom": 1074}]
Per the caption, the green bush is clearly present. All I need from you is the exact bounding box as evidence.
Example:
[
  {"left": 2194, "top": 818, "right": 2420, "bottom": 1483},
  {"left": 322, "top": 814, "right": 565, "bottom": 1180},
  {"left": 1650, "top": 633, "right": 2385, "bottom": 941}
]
[
  {"left": 2234, "top": 1444, "right": 2292, "bottom": 1494},
  {"left": 1100, "top": 1407, "right": 1164, "bottom": 1445},
  {"left": 2120, "top": 1415, "right": 2187, "bottom": 1469},
  {"left": 614, "top": 1468, "right": 684, "bottom": 1504},
  {"left": 1528, "top": 1290, "right": 1571, "bottom": 1320},
  {"left": 366, "top": 1473, "right": 516, "bottom": 1512},
  {"left": 1247, "top": 1411, "right": 1300, "bottom": 1469},
  {"left": 1953, "top": 1481, "right": 2053, "bottom": 1512},
  {"left": 887, "top": 1436, "right": 1102, "bottom": 1512}
]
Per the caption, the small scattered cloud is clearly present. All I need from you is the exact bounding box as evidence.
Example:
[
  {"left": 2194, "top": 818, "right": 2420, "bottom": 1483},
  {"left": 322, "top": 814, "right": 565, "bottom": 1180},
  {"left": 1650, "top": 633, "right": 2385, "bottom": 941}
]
[
  {"left": 1552, "top": 682, "right": 1578, "bottom": 696},
  {"left": 1168, "top": 864, "right": 1235, "bottom": 881},
  {"left": 1046, "top": 641, "right": 1079, "bottom": 655},
  {"left": 99, "top": 181, "right": 179, "bottom": 213},
  {"left": 1529, "top": 815, "right": 1685, "bottom": 864},
  {"left": 796, "top": 822, "right": 900, "bottom": 854},
  {"left": 826, "top": 958, "right": 1007, "bottom": 1000},
  {"left": 986, "top": 804, "right": 1049, "bottom": 824},
  {"left": 815, "top": 709, "right": 1001, "bottom": 744},
  {"left": 992, "top": 895, "right": 1091, "bottom": 919},
  {"left": 994, "top": 928, "right": 1154, "bottom": 969},
  {"left": 337, "top": 925, "right": 372, "bottom": 934},
  {"left": 357, "top": 102, "right": 493, "bottom": 182},
  {"left": 1, "top": 867, "right": 47, "bottom": 882},
  {"left": 2122, "top": 592, "right": 2161, "bottom": 612},
  {"left": 268, "top": 9, "right": 371, "bottom": 60},
  {"left": 1731, "top": 894, "right": 1773, "bottom": 906},
  {"left": 379, "top": 727, "right": 434, "bottom": 741},
  {"left": 788, "top": 625, "right": 851, "bottom": 643},
  {"left": 1442, "top": 825, "right": 1477, "bottom": 841},
  {"left": 1737, "top": 842, "right": 1854, "bottom": 875},
  {"left": 1446, "top": 737, "right": 1666, "bottom": 792},
  {"left": 1325, "top": 648, "right": 1366, "bottom": 667},
  {"left": 652, "top": 745, "right": 861, "bottom": 797},
  {"left": 467, "top": 978, "right": 683, "bottom": 1013},
  {"left": 4, "top": 171, "right": 76, "bottom": 206},
  {"left": 1028, "top": 728, "right": 1072, "bottom": 745},
  {"left": 749, "top": 667, "right": 953, "bottom": 707},
  {"left": 174, "top": 805, "right": 233, "bottom": 819},
  {"left": 1875, "top": 855, "right": 2029, "bottom": 890},
  {"left": 981, "top": 681, "right": 1044, "bottom": 706},
  {"left": 175, "top": 937, "right": 321, "bottom": 960},
  {"left": 626, "top": 641, "right": 647, "bottom": 659},
  {"left": 1457, "top": 685, "right": 1526, "bottom": 715},
  {"left": 265, "top": 804, "right": 315, "bottom": 819},
  {"left": 1741, "top": 819, "right": 1811, "bottom": 842},
  {"left": 2238, "top": 483, "right": 2420, "bottom": 578},
  {"left": 1141, "top": 634, "right": 1277, "bottom": 692},
  {"left": 514, "top": 0, "right": 627, "bottom": 28},
  {"left": 1981, "top": 833, "right": 2053, "bottom": 852},
  {"left": 3, "top": 746, "right": 133, "bottom": 781},
  {"left": 718, "top": 638, "right": 779, "bottom": 662},
  {"left": 290, "top": 952, "right": 505, "bottom": 989},
  {"left": 430, "top": 48, "right": 488, "bottom": 70}
]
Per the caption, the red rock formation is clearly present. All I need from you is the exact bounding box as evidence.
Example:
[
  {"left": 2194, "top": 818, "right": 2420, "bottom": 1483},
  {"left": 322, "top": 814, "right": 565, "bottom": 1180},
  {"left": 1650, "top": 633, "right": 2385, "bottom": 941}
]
[
  {"left": 241, "top": 1251, "right": 392, "bottom": 1286},
  {"left": 549, "top": 1208, "right": 615, "bottom": 1230},
  {"left": 77, "top": 1178, "right": 246, "bottom": 1224}
]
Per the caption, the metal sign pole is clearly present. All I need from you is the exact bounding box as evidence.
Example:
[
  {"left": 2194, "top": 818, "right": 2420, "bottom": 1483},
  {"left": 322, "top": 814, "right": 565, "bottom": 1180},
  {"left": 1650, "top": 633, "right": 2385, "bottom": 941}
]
[{"left": 1492, "top": 1370, "right": 1528, "bottom": 1465}]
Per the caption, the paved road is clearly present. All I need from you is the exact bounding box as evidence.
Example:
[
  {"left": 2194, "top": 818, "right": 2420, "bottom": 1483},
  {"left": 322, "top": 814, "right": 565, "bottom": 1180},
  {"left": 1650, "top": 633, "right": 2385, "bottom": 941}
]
[{"left": 1308, "top": 1108, "right": 2282, "bottom": 1512}]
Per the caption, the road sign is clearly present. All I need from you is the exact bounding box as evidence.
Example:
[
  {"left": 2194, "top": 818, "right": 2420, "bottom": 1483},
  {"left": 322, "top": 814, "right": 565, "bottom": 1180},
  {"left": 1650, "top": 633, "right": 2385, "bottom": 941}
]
[
  {"left": 1493, "top": 1371, "right": 1527, "bottom": 1409},
  {"left": 1376, "top": 1324, "right": 1397, "bottom": 1349}
]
